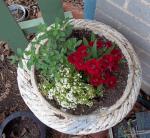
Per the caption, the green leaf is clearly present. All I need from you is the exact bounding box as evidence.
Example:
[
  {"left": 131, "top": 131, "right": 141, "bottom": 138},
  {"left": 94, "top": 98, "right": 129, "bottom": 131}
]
[
  {"left": 53, "top": 30, "right": 58, "bottom": 36},
  {"left": 96, "top": 85, "right": 104, "bottom": 96},
  {"left": 60, "top": 32, "right": 66, "bottom": 37},
  {"left": 74, "top": 40, "right": 82, "bottom": 48},
  {"left": 59, "top": 38, "right": 66, "bottom": 42},
  {"left": 91, "top": 40, "right": 98, "bottom": 58},
  {"left": 98, "top": 47, "right": 107, "bottom": 57},
  {"left": 65, "top": 28, "right": 72, "bottom": 36},
  {"left": 37, "top": 24, "right": 47, "bottom": 33},
  {"left": 83, "top": 37, "right": 89, "bottom": 46},
  {"left": 24, "top": 50, "right": 31, "bottom": 56},
  {"left": 91, "top": 32, "right": 96, "bottom": 41},
  {"left": 103, "top": 43, "right": 115, "bottom": 56},
  {"left": 120, "top": 58, "right": 127, "bottom": 64},
  {"left": 18, "top": 61, "right": 23, "bottom": 68}
]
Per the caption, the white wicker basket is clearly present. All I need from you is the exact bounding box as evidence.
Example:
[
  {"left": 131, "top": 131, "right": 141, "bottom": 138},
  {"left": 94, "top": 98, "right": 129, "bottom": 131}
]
[{"left": 17, "top": 19, "right": 142, "bottom": 135}]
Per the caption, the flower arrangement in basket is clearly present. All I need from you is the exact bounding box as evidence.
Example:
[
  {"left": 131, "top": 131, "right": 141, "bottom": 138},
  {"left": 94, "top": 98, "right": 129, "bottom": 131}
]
[{"left": 12, "top": 19, "right": 129, "bottom": 115}]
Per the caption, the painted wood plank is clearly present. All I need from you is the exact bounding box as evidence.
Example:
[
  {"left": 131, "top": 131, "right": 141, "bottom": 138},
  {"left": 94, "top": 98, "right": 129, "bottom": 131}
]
[
  {"left": 19, "top": 11, "right": 72, "bottom": 30},
  {"left": 64, "top": 11, "right": 73, "bottom": 19},
  {"left": 19, "top": 11, "right": 72, "bottom": 34},
  {"left": 0, "top": 1, "right": 28, "bottom": 52},
  {"left": 84, "top": 0, "right": 96, "bottom": 20},
  {"left": 19, "top": 18, "right": 44, "bottom": 30},
  {"left": 136, "top": 112, "right": 150, "bottom": 138},
  {"left": 38, "top": 0, "right": 65, "bottom": 25}
]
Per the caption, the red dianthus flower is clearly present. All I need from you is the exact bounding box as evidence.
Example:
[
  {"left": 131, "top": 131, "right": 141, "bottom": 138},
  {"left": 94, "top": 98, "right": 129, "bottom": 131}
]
[
  {"left": 75, "top": 61, "right": 85, "bottom": 71},
  {"left": 98, "top": 58, "right": 108, "bottom": 72},
  {"left": 97, "top": 40, "right": 103, "bottom": 48},
  {"left": 77, "top": 45, "right": 88, "bottom": 57},
  {"left": 106, "top": 76, "right": 117, "bottom": 88},
  {"left": 105, "top": 41, "right": 112, "bottom": 48},
  {"left": 111, "top": 49, "right": 122, "bottom": 62},
  {"left": 89, "top": 76, "right": 103, "bottom": 87},
  {"left": 89, "top": 41, "right": 94, "bottom": 47},
  {"left": 67, "top": 52, "right": 82, "bottom": 65},
  {"left": 85, "top": 59, "right": 100, "bottom": 76}
]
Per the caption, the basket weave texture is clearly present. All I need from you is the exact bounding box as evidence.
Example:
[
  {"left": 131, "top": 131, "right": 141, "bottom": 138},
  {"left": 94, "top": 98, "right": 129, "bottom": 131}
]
[{"left": 17, "top": 19, "right": 142, "bottom": 135}]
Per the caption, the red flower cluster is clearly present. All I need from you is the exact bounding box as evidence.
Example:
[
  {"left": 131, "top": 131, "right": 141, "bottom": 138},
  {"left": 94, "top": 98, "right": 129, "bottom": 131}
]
[
  {"left": 67, "top": 45, "right": 87, "bottom": 71},
  {"left": 67, "top": 40, "right": 123, "bottom": 89}
]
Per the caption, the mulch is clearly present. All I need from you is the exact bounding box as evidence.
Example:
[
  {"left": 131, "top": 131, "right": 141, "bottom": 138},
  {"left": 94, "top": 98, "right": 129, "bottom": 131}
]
[
  {"left": 0, "top": 42, "right": 29, "bottom": 124},
  {"left": 4, "top": 0, "right": 40, "bottom": 20},
  {"left": 63, "top": 0, "right": 84, "bottom": 9}
]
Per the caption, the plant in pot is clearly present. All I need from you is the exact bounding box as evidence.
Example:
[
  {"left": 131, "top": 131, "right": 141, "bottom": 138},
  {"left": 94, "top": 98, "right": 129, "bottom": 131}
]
[{"left": 13, "top": 18, "right": 141, "bottom": 135}]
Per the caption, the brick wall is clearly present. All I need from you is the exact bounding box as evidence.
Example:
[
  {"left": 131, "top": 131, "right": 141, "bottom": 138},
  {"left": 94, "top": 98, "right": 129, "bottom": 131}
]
[{"left": 95, "top": 0, "right": 150, "bottom": 95}]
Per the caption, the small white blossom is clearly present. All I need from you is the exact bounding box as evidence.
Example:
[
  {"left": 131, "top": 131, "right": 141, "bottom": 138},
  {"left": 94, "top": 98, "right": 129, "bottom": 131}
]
[{"left": 43, "top": 66, "right": 96, "bottom": 109}]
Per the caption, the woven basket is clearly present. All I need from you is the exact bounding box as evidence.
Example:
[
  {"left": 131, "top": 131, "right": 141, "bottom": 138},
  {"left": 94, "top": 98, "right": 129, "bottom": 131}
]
[{"left": 17, "top": 19, "right": 142, "bottom": 135}]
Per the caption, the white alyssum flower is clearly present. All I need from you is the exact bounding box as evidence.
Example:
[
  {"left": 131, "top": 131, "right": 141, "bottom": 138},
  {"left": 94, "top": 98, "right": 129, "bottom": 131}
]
[{"left": 41, "top": 66, "right": 96, "bottom": 109}]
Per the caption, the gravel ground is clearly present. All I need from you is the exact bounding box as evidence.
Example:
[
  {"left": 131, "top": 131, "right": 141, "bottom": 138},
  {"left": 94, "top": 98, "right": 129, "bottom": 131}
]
[
  {"left": 63, "top": 0, "right": 84, "bottom": 9},
  {"left": 4, "top": 0, "right": 40, "bottom": 20},
  {"left": 4, "top": 0, "right": 84, "bottom": 20}
]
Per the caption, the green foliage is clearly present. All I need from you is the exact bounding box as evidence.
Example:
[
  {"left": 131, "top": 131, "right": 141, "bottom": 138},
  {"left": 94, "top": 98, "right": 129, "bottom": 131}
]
[
  {"left": 120, "top": 58, "right": 127, "bottom": 64},
  {"left": 83, "top": 37, "right": 89, "bottom": 46},
  {"left": 103, "top": 42, "right": 115, "bottom": 55},
  {"left": 10, "top": 48, "right": 24, "bottom": 67},
  {"left": 11, "top": 18, "right": 81, "bottom": 82},
  {"left": 91, "top": 40, "right": 98, "bottom": 58},
  {"left": 84, "top": 33, "right": 117, "bottom": 59},
  {"left": 65, "top": 38, "right": 82, "bottom": 53},
  {"left": 91, "top": 32, "right": 96, "bottom": 41},
  {"left": 96, "top": 85, "right": 104, "bottom": 96}
]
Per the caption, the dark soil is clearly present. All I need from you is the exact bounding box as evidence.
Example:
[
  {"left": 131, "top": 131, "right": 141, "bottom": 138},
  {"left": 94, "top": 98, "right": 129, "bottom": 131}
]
[
  {"left": 0, "top": 43, "right": 28, "bottom": 124},
  {"left": 3, "top": 116, "right": 40, "bottom": 138},
  {"left": 38, "top": 29, "right": 129, "bottom": 115}
]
